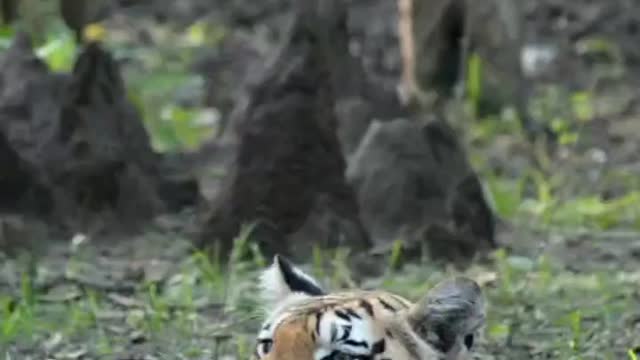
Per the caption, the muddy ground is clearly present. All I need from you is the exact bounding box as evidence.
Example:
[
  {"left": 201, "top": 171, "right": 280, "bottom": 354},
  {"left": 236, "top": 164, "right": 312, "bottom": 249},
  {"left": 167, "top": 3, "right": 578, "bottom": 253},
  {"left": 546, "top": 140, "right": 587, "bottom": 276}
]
[{"left": 1, "top": 0, "right": 640, "bottom": 359}]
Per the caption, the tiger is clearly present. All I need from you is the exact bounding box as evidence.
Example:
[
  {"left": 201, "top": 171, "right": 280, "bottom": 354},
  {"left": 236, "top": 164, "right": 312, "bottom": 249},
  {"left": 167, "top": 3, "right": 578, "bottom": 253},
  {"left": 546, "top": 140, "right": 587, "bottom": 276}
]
[{"left": 252, "top": 254, "right": 486, "bottom": 360}]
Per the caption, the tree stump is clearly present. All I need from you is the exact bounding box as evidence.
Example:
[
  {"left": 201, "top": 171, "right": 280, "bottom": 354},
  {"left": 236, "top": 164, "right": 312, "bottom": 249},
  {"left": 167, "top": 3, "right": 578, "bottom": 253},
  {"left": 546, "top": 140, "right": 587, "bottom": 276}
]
[
  {"left": 197, "top": 0, "right": 370, "bottom": 260},
  {"left": 346, "top": 117, "right": 496, "bottom": 264},
  {"left": 0, "top": 33, "right": 200, "bottom": 233}
]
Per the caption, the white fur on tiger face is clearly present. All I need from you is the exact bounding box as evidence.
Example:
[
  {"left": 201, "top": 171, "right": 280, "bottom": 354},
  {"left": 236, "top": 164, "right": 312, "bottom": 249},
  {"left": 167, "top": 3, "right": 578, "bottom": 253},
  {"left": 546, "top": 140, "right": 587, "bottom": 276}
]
[{"left": 253, "top": 255, "right": 486, "bottom": 360}]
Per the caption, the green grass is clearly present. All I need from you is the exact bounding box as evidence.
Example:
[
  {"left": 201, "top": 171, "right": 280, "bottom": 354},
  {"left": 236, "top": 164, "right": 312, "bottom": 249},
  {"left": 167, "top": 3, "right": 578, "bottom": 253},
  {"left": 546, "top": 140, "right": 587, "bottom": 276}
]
[{"left": 1, "top": 220, "right": 638, "bottom": 359}]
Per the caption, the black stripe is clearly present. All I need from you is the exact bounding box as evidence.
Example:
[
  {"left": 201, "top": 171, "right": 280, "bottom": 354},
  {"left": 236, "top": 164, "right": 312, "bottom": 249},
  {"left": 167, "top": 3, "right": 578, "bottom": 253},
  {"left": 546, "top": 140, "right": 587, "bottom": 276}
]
[
  {"left": 372, "top": 339, "right": 386, "bottom": 354},
  {"left": 359, "top": 300, "right": 374, "bottom": 317},
  {"left": 340, "top": 325, "right": 352, "bottom": 341},
  {"left": 390, "top": 294, "right": 410, "bottom": 308},
  {"left": 335, "top": 309, "right": 350, "bottom": 321},
  {"left": 346, "top": 308, "right": 362, "bottom": 319},
  {"left": 378, "top": 298, "right": 397, "bottom": 312},
  {"left": 315, "top": 311, "right": 322, "bottom": 335},
  {"left": 343, "top": 339, "right": 368, "bottom": 348}
]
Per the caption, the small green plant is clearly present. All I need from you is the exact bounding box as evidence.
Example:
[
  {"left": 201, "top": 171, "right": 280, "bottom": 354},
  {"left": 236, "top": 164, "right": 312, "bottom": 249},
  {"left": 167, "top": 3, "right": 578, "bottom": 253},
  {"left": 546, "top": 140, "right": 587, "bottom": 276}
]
[
  {"left": 20, "top": 271, "right": 35, "bottom": 310},
  {"left": 1, "top": 297, "right": 29, "bottom": 343},
  {"left": 492, "top": 248, "right": 531, "bottom": 304},
  {"left": 35, "top": 25, "right": 77, "bottom": 72},
  {"left": 486, "top": 174, "right": 525, "bottom": 219},
  {"left": 66, "top": 301, "right": 95, "bottom": 335},
  {"left": 311, "top": 245, "right": 327, "bottom": 283},
  {"left": 387, "top": 239, "right": 404, "bottom": 272},
  {"left": 486, "top": 321, "right": 510, "bottom": 343},
  {"left": 465, "top": 52, "right": 483, "bottom": 118},
  {"left": 536, "top": 255, "right": 553, "bottom": 289},
  {"left": 0, "top": 25, "right": 15, "bottom": 50},
  {"left": 193, "top": 249, "right": 226, "bottom": 301},
  {"left": 564, "top": 310, "right": 583, "bottom": 353},
  {"left": 570, "top": 92, "right": 594, "bottom": 123},
  {"left": 550, "top": 117, "right": 580, "bottom": 145},
  {"left": 146, "top": 282, "right": 169, "bottom": 332},
  {"left": 222, "top": 222, "right": 259, "bottom": 312},
  {"left": 328, "top": 248, "right": 355, "bottom": 290},
  {"left": 95, "top": 332, "right": 113, "bottom": 356},
  {"left": 575, "top": 36, "right": 623, "bottom": 64},
  {"left": 235, "top": 335, "right": 250, "bottom": 359}
]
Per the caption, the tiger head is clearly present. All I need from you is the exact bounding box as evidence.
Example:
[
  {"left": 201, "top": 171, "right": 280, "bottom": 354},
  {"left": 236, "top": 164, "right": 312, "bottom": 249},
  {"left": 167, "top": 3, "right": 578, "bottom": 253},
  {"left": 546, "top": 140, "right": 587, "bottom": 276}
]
[{"left": 252, "top": 255, "right": 486, "bottom": 360}]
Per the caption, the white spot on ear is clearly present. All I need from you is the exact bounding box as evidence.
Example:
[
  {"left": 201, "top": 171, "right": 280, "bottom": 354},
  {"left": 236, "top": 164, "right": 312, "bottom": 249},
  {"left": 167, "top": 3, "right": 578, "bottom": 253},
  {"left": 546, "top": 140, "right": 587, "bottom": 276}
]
[
  {"left": 259, "top": 255, "right": 322, "bottom": 308},
  {"left": 259, "top": 257, "right": 291, "bottom": 306}
]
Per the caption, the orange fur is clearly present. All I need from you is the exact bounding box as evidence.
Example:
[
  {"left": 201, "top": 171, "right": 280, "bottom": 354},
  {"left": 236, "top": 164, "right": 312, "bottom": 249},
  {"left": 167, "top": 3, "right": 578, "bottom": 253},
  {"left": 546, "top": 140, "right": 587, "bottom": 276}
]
[
  {"left": 254, "top": 256, "right": 485, "bottom": 360},
  {"left": 262, "top": 320, "right": 314, "bottom": 360}
]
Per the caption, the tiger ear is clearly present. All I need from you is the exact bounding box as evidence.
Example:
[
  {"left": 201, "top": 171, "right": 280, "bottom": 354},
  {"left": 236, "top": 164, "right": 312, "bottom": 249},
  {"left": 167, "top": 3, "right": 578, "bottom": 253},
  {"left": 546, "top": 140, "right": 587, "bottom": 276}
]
[
  {"left": 405, "top": 277, "right": 485, "bottom": 355},
  {"left": 259, "top": 254, "right": 325, "bottom": 306}
]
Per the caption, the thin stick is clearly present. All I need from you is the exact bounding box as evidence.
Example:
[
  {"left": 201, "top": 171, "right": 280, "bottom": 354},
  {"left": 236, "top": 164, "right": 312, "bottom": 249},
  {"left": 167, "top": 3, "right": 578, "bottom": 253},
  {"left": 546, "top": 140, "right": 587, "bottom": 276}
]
[{"left": 397, "top": 0, "right": 416, "bottom": 104}]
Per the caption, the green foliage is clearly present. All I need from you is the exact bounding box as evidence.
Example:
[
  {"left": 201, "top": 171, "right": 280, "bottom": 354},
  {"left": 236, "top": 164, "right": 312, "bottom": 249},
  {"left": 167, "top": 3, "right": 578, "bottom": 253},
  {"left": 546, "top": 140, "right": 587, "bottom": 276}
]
[
  {"left": 0, "top": 25, "right": 15, "bottom": 50},
  {"left": 185, "top": 20, "right": 227, "bottom": 47},
  {"left": 0, "top": 262, "right": 38, "bottom": 345},
  {"left": 235, "top": 335, "right": 251, "bottom": 360},
  {"left": 193, "top": 250, "right": 226, "bottom": 298},
  {"left": 466, "top": 52, "right": 483, "bottom": 117},
  {"left": 145, "top": 282, "right": 170, "bottom": 332},
  {"left": 575, "top": 36, "right": 624, "bottom": 64},
  {"left": 35, "top": 25, "right": 77, "bottom": 72},
  {"left": 311, "top": 245, "right": 327, "bottom": 282},
  {"left": 0, "top": 296, "right": 31, "bottom": 343},
  {"left": 570, "top": 92, "right": 594, "bottom": 123},
  {"left": 119, "top": 21, "right": 228, "bottom": 152},
  {"left": 550, "top": 192, "right": 640, "bottom": 229},
  {"left": 561, "top": 310, "right": 583, "bottom": 353},
  {"left": 1, "top": 227, "right": 637, "bottom": 358},
  {"left": 486, "top": 174, "right": 525, "bottom": 219},
  {"left": 485, "top": 161, "right": 640, "bottom": 230},
  {"left": 7, "top": 14, "right": 225, "bottom": 153},
  {"left": 20, "top": 270, "right": 35, "bottom": 309},
  {"left": 127, "top": 73, "right": 216, "bottom": 152},
  {"left": 387, "top": 239, "right": 404, "bottom": 271}
]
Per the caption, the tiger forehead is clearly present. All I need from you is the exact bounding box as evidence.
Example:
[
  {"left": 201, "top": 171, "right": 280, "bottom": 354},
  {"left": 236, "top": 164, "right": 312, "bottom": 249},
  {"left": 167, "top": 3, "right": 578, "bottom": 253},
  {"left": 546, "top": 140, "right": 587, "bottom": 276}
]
[
  {"left": 259, "top": 291, "right": 417, "bottom": 360},
  {"left": 278, "top": 290, "right": 412, "bottom": 318}
]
